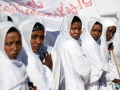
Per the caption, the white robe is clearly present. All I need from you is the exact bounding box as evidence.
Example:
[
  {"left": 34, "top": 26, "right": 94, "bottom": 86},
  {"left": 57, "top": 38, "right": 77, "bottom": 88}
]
[
  {"left": 100, "top": 18, "right": 120, "bottom": 90},
  {"left": 20, "top": 14, "right": 62, "bottom": 90},
  {"left": 0, "top": 21, "right": 29, "bottom": 90},
  {"left": 19, "top": 19, "right": 54, "bottom": 90},
  {"left": 54, "top": 15, "right": 90, "bottom": 90},
  {"left": 80, "top": 17, "right": 105, "bottom": 90}
]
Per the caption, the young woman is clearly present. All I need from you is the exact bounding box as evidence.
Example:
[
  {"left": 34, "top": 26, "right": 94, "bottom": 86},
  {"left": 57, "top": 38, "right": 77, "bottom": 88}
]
[
  {"left": 100, "top": 18, "right": 120, "bottom": 90},
  {"left": 20, "top": 14, "right": 62, "bottom": 90},
  {"left": 80, "top": 17, "right": 104, "bottom": 90},
  {"left": 54, "top": 15, "right": 90, "bottom": 90},
  {"left": 0, "top": 21, "right": 29, "bottom": 90},
  {"left": 19, "top": 19, "right": 55, "bottom": 90}
]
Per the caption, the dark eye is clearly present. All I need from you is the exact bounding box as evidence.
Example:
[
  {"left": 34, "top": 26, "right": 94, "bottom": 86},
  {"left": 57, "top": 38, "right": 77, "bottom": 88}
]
[
  {"left": 78, "top": 28, "right": 82, "bottom": 31},
  {"left": 17, "top": 41, "right": 22, "bottom": 45},
  {"left": 71, "top": 28, "right": 76, "bottom": 31},
  {"left": 98, "top": 30, "right": 102, "bottom": 32},
  {"left": 31, "top": 36, "right": 37, "bottom": 39},
  {"left": 91, "top": 29, "right": 96, "bottom": 32},
  {"left": 5, "top": 42, "right": 12, "bottom": 46}
]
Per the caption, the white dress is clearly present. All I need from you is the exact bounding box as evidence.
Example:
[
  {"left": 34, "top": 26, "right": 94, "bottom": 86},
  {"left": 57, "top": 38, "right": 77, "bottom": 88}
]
[
  {"left": 19, "top": 19, "right": 54, "bottom": 90},
  {"left": 54, "top": 14, "right": 90, "bottom": 90}
]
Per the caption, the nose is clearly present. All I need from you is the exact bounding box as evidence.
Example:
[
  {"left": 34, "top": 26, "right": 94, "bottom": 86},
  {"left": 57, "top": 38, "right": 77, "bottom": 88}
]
[
  {"left": 109, "top": 33, "right": 113, "bottom": 38},
  {"left": 36, "top": 38, "right": 42, "bottom": 45},
  {"left": 95, "top": 31, "right": 99, "bottom": 36},
  {"left": 13, "top": 44, "right": 18, "bottom": 51},
  {"left": 75, "top": 29, "right": 80, "bottom": 34}
]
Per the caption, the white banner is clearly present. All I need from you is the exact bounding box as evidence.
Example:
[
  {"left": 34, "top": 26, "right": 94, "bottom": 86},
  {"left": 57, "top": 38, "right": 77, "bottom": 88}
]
[{"left": 0, "top": 0, "right": 100, "bottom": 31}]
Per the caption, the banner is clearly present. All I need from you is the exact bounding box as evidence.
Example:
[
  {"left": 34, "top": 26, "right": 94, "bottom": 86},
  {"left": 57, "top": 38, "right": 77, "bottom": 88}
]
[{"left": 0, "top": 0, "right": 100, "bottom": 31}]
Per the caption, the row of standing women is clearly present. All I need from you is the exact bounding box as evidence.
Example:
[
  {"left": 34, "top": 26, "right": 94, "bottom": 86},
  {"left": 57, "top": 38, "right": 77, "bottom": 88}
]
[{"left": 0, "top": 13, "right": 120, "bottom": 90}]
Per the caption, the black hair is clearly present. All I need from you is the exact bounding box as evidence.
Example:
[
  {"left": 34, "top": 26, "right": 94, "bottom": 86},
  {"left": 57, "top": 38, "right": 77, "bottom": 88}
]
[
  {"left": 71, "top": 16, "right": 81, "bottom": 24},
  {"left": 7, "top": 27, "right": 19, "bottom": 34},
  {"left": 32, "top": 22, "right": 45, "bottom": 32},
  {"left": 7, "top": 16, "right": 13, "bottom": 22},
  {"left": 94, "top": 21, "right": 102, "bottom": 28}
]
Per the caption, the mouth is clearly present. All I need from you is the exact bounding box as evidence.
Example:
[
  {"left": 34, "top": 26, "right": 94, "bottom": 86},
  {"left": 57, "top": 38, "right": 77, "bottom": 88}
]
[
  {"left": 74, "top": 36, "right": 80, "bottom": 39},
  {"left": 93, "top": 37, "right": 99, "bottom": 41},
  {"left": 33, "top": 46, "right": 41, "bottom": 52},
  {"left": 11, "top": 53, "right": 19, "bottom": 59}
]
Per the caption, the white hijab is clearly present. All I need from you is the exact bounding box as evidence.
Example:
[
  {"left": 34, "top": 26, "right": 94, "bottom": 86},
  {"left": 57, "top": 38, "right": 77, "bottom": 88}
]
[
  {"left": 10, "top": 13, "right": 23, "bottom": 26},
  {"left": 19, "top": 19, "right": 49, "bottom": 90},
  {"left": 21, "top": 14, "right": 56, "bottom": 46},
  {"left": 80, "top": 17, "right": 104, "bottom": 83},
  {"left": 0, "top": 21, "right": 29, "bottom": 90},
  {"left": 100, "top": 18, "right": 117, "bottom": 63},
  {"left": 54, "top": 14, "right": 90, "bottom": 90}
]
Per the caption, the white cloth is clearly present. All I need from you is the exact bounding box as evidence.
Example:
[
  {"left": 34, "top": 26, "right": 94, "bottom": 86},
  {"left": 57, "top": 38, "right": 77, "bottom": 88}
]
[
  {"left": 0, "top": 21, "right": 29, "bottom": 90},
  {"left": 113, "top": 19, "right": 120, "bottom": 67},
  {"left": 37, "top": 45, "right": 62, "bottom": 90},
  {"left": 19, "top": 19, "right": 52, "bottom": 90},
  {"left": 80, "top": 17, "right": 104, "bottom": 90},
  {"left": 54, "top": 14, "right": 90, "bottom": 90},
  {"left": 0, "top": 13, "right": 8, "bottom": 22},
  {"left": 20, "top": 14, "right": 62, "bottom": 90},
  {"left": 10, "top": 13, "right": 23, "bottom": 26}
]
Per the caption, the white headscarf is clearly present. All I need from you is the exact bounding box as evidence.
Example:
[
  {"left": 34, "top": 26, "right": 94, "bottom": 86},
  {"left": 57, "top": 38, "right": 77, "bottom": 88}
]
[
  {"left": 80, "top": 17, "right": 104, "bottom": 83},
  {"left": 19, "top": 19, "right": 51, "bottom": 90},
  {"left": 10, "top": 13, "right": 23, "bottom": 26},
  {"left": 99, "top": 18, "right": 117, "bottom": 64},
  {"left": 0, "top": 21, "right": 29, "bottom": 90},
  {"left": 54, "top": 14, "right": 90, "bottom": 90},
  {"left": 21, "top": 14, "right": 56, "bottom": 46}
]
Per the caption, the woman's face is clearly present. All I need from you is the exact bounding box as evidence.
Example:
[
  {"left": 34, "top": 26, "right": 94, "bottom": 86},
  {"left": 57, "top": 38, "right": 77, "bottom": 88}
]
[
  {"left": 31, "top": 30, "right": 44, "bottom": 53},
  {"left": 90, "top": 24, "right": 102, "bottom": 41},
  {"left": 106, "top": 26, "right": 116, "bottom": 41},
  {"left": 70, "top": 21, "right": 82, "bottom": 40},
  {"left": 4, "top": 31, "right": 22, "bottom": 60}
]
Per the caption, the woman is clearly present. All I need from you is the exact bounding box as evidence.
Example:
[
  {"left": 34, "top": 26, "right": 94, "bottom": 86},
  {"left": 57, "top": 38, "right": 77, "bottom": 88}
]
[
  {"left": 19, "top": 19, "right": 54, "bottom": 90},
  {"left": 20, "top": 14, "right": 62, "bottom": 90},
  {"left": 54, "top": 15, "right": 90, "bottom": 90},
  {"left": 80, "top": 17, "right": 104, "bottom": 90},
  {"left": 100, "top": 18, "right": 120, "bottom": 90},
  {"left": 0, "top": 21, "right": 29, "bottom": 90}
]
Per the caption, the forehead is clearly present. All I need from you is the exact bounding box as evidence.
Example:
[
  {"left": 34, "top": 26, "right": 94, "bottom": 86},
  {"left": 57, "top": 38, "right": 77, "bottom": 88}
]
[
  {"left": 92, "top": 24, "right": 102, "bottom": 28},
  {"left": 107, "top": 26, "right": 116, "bottom": 31},
  {"left": 32, "top": 30, "right": 44, "bottom": 35},
  {"left": 5, "top": 31, "right": 21, "bottom": 40},
  {"left": 71, "top": 22, "right": 82, "bottom": 26}
]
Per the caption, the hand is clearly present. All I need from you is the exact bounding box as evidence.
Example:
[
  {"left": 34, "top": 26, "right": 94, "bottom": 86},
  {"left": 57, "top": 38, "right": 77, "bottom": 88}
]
[
  {"left": 108, "top": 42, "right": 114, "bottom": 51},
  {"left": 42, "top": 51, "right": 53, "bottom": 70},
  {"left": 113, "top": 79, "right": 120, "bottom": 86},
  {"left": 29, "top": 86, "right": 37, "bottom": 90}
]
